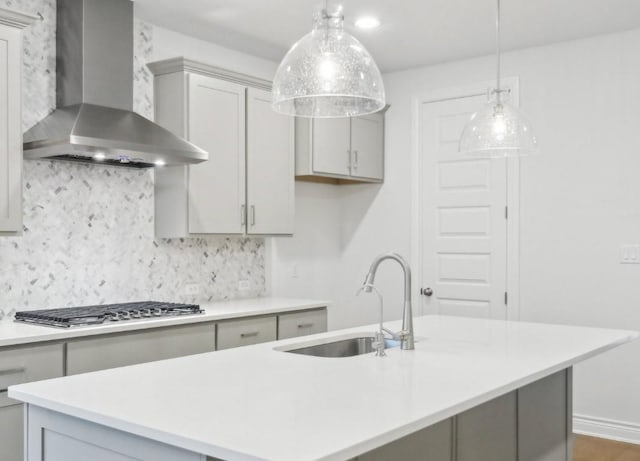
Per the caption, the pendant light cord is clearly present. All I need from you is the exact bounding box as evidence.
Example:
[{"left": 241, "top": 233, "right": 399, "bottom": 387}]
[{"left": 495, "top": 0, "right": 502, "bottom": 104}]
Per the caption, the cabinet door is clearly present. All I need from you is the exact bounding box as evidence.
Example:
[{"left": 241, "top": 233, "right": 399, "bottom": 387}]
[
  {"left": 278, "top": 309, "right": 327, "bottom": 340},
  {"left": 350, "top": 113, "right": 384, "bottom": 180},
  {"left": 0, "top": 24, "right": 22, "bottom": 232},
  {"left": 357, "top": 419, "right": 452, "bottom": 461},
  {"left": 187, "top": 74, "right": 246, "bottom": 234},
  {"left": 66, "top": 323, "right": 216, "bottom": 375},
  {"left": 0, "top": 402, "right": 22, "bottom": 461},
  {"left": 456, "top": 391, "right": 517, "bottom": 461},
  {"left": 311, "top": 117, "right": 351, "bottom": 176},
  {"left": 246, "top": 88, "right": 294, "bottom": 235},
  {"left": 217, "top": 316, "right": 277, "bottom": 350},
  {"left": 518, "top": 370, "right": 570, "bottom": 461}
]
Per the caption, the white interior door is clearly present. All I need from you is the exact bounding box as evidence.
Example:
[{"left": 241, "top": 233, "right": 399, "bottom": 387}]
[{"left": 420, "top": 95, "right": 508, "bottom": 319}]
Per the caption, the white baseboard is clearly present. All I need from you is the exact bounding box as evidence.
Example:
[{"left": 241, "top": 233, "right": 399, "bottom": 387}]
[{"left": 574, "top": 414, "right": 640, "bottom": 445}]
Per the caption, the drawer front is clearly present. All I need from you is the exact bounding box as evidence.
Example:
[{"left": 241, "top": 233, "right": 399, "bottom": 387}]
[
  {"left": 278, "top": 309, "right": 327, "bottom": 340},
  {"left": 0, "top": 344, "right": 64, "bottom": 406},
  {"left": 67, "top": 323, "right": 216, "bottom": 375},
  {"left": 217, "top": 316, "right": 277, "bottom": 350}
]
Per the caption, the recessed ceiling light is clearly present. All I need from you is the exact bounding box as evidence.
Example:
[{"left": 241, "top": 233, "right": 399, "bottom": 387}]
[
  {"left": 354, "top": 16, "right": 381, "bottom": 30},
  {"left": 93, "top": 152, "right": 106, "bottom": 160}
]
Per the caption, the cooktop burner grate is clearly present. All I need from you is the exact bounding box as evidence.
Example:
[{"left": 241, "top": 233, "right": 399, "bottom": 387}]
[{"left": 14, "top": 301, "right": 203, "bottom": 328}]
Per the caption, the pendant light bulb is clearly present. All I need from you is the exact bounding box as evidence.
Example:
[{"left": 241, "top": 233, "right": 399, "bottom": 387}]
[
  {"left": 272, "top": 3, "right": 386, "bottom": 118},
  {"left": 459, "top": 0, "right": 538, "bottom": 157}
]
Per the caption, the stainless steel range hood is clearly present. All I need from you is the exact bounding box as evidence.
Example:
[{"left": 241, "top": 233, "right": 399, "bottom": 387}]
[{"left": 23, "top": 0, "right": 207, "bottom": 168}]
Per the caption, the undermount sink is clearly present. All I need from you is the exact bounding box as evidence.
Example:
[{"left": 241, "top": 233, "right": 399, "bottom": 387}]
[{"left": 280, "top": 335, "right": 401, "bottom": 358}]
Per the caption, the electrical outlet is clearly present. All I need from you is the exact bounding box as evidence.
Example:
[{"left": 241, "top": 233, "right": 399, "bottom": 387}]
[
  {"left": 185, "top": 283, "right": 200, "bottom": 295},
  {"left": 238, "top": 280, "right": 250, "bottom": 291},
  {"left": 620, "top": 244, "right": 640, "bottom": 264}
]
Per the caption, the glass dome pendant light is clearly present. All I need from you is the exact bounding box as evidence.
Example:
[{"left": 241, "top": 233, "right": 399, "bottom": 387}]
[
  {"left": 459, "top": 0, "right": 538, "bottom": 157},
  {"left": 271, "top": 0, "right": 386, "bottom": 118}
]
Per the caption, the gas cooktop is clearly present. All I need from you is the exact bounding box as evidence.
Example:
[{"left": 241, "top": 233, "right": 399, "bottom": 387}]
[{"left": 14, "top": 301, "right": 203, "bottom": 328}]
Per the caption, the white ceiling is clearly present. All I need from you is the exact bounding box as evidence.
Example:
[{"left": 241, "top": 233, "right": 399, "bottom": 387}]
[{"left": 134, "top": 0, "right": 640, "bottom": 72}]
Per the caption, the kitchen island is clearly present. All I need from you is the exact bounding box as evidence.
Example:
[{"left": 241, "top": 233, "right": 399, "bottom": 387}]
[{"left": 9, "top": 315, "right": 638, "bottom": 461}]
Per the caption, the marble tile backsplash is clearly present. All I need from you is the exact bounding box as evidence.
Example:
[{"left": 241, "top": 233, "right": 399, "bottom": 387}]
[{"left": 0, "top": 0, "right": 266, "bottom": 318}]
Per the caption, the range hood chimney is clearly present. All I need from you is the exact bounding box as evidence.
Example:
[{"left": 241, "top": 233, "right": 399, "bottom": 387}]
[{"left": 23, "top": 0, "right": 207, "bottom": 167}]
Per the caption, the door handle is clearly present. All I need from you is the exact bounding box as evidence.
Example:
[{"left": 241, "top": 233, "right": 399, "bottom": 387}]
[
  {"left": 347, "top": 149, "right": 352, "bottom": 174},
  {"left": 250, "top": 205, "right": 256, "bottom": 226},
  {"left": 241, "top": 204, "right": 246, "bottom": 226},
  {"left": 353, "top": 150, "right": 359, "bottom": 168},
  {"left": 420, "top": 287, "right": 433, "bottom": 297}
]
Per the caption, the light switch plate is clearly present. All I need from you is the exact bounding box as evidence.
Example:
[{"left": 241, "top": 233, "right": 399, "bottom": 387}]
[{"left": 620, "top": 244, "right": 640, "bottom": 264}]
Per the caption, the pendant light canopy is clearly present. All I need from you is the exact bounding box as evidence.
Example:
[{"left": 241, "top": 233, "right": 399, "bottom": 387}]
[
  {"left": 272, "top": 4, "right": 386, "bottom": 118},
  {"left": 459, "top": 0, "right": 538, "bottom": 157}
]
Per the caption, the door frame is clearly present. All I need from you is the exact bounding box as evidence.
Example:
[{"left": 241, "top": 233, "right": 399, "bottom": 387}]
[{"left": 411, "top": 77, "right": 521, "bottom": 321}]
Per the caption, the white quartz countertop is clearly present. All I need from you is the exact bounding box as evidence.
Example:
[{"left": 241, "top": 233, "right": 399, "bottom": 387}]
[
  {"left": 9, "top": 316, "right": 638, "bottom": 461},
  {"left": 0, "top": 297, "right": 329, "bottom": 348}
]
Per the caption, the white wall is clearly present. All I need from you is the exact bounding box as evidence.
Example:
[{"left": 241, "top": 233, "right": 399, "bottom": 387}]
[
  {"left": 332, "top": 29, "right": 640, "bottom": 441},
  {"left": 151, "top": 25, "right": 278, "bottom": 80},
  {"left": 267, "top": 182, "right": 343, "bottom": 316}
]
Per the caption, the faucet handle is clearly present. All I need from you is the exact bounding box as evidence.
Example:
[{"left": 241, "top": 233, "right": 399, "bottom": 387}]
[{"left": 373, "top": 331, "right": 386, "bottom": 357}]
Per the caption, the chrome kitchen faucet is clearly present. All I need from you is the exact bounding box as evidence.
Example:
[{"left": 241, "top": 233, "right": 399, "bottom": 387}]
[{"left": 360, "top": 253, "right": 415, "bottom": 351}]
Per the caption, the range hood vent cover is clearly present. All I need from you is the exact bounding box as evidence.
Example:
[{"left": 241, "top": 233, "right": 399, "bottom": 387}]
[{"left": 23, "top": 0, "right": 207, "bottom": 167}]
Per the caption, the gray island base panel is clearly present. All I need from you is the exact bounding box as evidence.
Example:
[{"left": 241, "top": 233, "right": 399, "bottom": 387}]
[{"left": 25, "top": 370, "right": 571, "bottom": 461}]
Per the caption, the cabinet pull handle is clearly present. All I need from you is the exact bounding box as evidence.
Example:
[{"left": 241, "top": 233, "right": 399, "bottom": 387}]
[
  {"left": 240, "top": 331, "right": 259, "bottom": 338},
  {"left": 0, "top": 367, "right": 25, "bottom": 376},
  {"left": 354, "top": 150, "right": 359, "bottom": 168},
  {"left": 347, "top": 149, "right": 352, "bottom": 174},
  {"left": 297, "top": 323, "right": 314, "bottom": 329},
  {"left": 250, "top": 205, "right": 256, "bottom": 226},
  {"left": 241, "top": 204, "right": 246, "bottom": 226}
]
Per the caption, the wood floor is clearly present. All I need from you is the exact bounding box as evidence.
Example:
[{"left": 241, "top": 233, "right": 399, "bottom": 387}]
[{"left": 574, "top": 435, "right": 640, "bottom": 461}]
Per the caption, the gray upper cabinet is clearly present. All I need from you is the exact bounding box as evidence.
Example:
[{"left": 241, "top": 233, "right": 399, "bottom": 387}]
[
  {"left": 150, "top": 57, "right": 294, "bottom": 237},
  {"left": 246, "top": 88, "right": 295, "bottom": 235},
  {"left": 295, "top": 108, "right": 387, "bottom": 184},
  {"left": 0, "top": 9, "right": 35, "bottom": 234}
]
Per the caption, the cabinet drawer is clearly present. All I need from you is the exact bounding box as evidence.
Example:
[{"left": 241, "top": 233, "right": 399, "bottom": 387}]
[
  {"left": 67, "top": 323, "right": 216, "bottom": 375},
  {"left": 0, "top": 344, "right": 64, "bottom": 406},
  {"left": 217, "top": 316, "right": 277, "bottom": 350},
  {"left": 278, "top": 309, "right": 327, "bottom": 340}
]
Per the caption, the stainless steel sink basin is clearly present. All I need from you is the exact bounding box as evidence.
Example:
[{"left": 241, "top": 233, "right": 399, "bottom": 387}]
[
  {"left": 281, "top": 335, "right": 401, "bottom": 358},
  {"left": 286, "top": 336, "right": 375, "bottom": 358}
]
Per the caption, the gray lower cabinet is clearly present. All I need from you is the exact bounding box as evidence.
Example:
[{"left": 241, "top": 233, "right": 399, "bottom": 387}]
[
  {"left": 457, "top": 391, "right": 517, "bottom": 461},
  {"left": 217, "top": 316, "right": 277, "bottom": 350},
  {"left": 0, "top": 343, "right": 64, "bottom": 461},
  {"left": 27, "top": 406, "right": 205, "bottom": 461},
  {"left": 357, "top": 419, "right": 453, "bottom": 461},
  {"left": 277, "top": 309, "right": 328, "bottom": 339},
  {"left": 67, "top": 323, "right": 216, "bottom": 375},
  {"left": 518, "top": 368, "right": 571, "bottom": 461},
  {"left": 0, "top": 400, "right": 23, "bottom": 461},
  {"left": 353, "top": 369, "right": 571, "bottom": 461}
]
